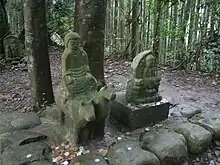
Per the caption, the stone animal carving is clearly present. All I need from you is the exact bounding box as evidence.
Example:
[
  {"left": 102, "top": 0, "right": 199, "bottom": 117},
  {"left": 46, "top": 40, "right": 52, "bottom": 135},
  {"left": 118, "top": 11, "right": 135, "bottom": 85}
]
[{"left": 55, "top": 32, "right": 115, "bottom": 145}]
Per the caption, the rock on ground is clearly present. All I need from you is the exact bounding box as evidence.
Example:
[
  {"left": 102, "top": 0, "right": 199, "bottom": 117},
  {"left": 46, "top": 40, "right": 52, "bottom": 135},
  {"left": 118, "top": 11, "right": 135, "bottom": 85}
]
[
  {"left": 1, "top": 141, "right": 51, "bottom": 165},
  {"left": 0, "top": 130, "right": 47, "bottom": 153},
  {"left": 190, "top": 112, "right": 220, "bottom": 140},
  {"left": 168, "top": 121, "right": 212, "bottom": 154},
  {"left": 107, "top": 140, "right": 160, "bottom": 165},
  {"left": 70, "top": 153, "right": 108, "bottom": 165},
  {"left": 140, "top": 128, "right": 188, "bottom": 165},
  {"left": 0, "top": 112, "right": 41, "bottom": 134}
]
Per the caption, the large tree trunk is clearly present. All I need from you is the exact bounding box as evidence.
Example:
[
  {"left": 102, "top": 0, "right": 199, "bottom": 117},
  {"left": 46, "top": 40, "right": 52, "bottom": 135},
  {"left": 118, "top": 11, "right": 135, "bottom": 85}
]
[
  {"left": 76, "top": 0, "right": 107, "bottom": 87},
  {"left": 23, "top": 0, "right": 54, "bottom": 110},
  {"left": 0, "top": 0, "right": 9, "bottom": 57}
]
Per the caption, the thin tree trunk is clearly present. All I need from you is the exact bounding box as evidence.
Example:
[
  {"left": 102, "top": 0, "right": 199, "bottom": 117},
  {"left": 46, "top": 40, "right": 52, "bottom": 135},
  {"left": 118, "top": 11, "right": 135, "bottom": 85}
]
[
  {"left": 77, "top": 0, "right": 107, "bottom": 87},
  {"left": 24, "top": 0, "right": 54, "bottom": 110},
  {"left": 153, "top": 0, "right": 162, "bottom": 62},
  {"left": 131, "top": 0, "right": 139, "bottom": 58}
]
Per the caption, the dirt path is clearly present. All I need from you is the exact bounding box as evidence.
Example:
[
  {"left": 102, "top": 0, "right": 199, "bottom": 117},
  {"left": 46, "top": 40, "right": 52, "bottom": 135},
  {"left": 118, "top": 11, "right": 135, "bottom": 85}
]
[{"left": 1, "top": 51, "right": 220, "bottom": 114}]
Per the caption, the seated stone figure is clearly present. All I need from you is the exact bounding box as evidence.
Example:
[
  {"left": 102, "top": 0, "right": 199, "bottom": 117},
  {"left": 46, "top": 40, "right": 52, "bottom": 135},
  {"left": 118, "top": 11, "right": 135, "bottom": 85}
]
[
  {"left": 126, "top": 50, "right": 161, "bottom": 104},
  {"left": 55, "top": 32, "right": 115, "bottom": 145},
  {"left": 3, "top": 35, "right": 24, "bottom": 61}
]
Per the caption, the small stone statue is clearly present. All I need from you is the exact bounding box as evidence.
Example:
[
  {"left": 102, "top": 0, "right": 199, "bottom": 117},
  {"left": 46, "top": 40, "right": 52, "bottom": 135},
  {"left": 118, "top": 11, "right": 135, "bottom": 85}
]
[
  {"left": 3, "top": 35, "right": 24, "bottom": 61},
  {"left": 55, "top": 32, "right": 115, "bottom": 145},
  {"left": 126, "top": 50, "right": 161, "bottom": 104}
]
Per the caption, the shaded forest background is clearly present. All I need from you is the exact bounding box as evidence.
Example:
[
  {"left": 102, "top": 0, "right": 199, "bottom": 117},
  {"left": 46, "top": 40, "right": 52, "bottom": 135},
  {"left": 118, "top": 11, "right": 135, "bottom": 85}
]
[
  {"left": 3, "top": 0, "right": 220, "bottom": 72},
  {"left": 0, "top": 0, "right": 219, "bottom": 110}
]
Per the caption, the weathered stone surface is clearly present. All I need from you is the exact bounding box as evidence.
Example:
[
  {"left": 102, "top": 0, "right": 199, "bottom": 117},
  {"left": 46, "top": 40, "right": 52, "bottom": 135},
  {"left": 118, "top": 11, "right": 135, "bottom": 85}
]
[
  {"left": 29, "top": 161, "right": 51, "bottom": 165},
  {"left": 169, "top": 104, "right": 201, "bottom": 118},
  {"left": 107, "top": 140, "right": 160, "bottom": 165},
  {"left": 55, "top": 32, "right": 115, "bottom": 145},
  {"left": 0, "top": 112, "right": 41, "bottom": 134},
  {"left": 39, "top": 105, "right": 60, "bottom": 121},
  {"left": 168, "top": 121, "right": 212, "bottom": 154},
  {"left": 190, "top": 112, "right": 220, "bottom": 140},
  {"left": 28, "top": 118, "right": 65, "bottom": 144},
  {"left": 140, "top": 129, "right": 188, "bottom": 165},
  {"left": 0, "top": 130, "right": 47, "bottom": 153},
  {"left": 126, "top": 50, "right": 162, "bottom": 104},
  {"left": 1, "top": 141, "right": 51, "bottom": 165},
  {"left": 3, "top": 35, "right": 24, "bottom": 60},
  {"left": 110, "top": 91, "right": 169, "bottom": 130},
  {"left": 70, "top": 153, "right": 108, "bottom": 165}
]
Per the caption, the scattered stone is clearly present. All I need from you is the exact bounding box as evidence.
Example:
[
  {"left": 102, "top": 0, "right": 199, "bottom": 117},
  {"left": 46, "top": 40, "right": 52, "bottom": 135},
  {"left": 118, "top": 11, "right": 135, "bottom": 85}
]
[
  {"left": 107, "top": 140, "right": 160, "bottom": 165},
  {"left": 168, "top": 121, "right": 212, "bottom": 154},
  {"left": 70, "top": 153, "right": 108, "bottom": 165},
  {"left": 0, "top": 130, "right": 47, "bottom": 153},
  {"left": 1, "top": 141, "right": 51, "bottom": 165},
  {"left": 0, "top": 112, "right": 41, "bottom": 134},
  {"left": 29, "top": 161, "right": 52, "bottom": 165},
  {"left": 170, "top": 104, "right": 201, "bottom": 118},
  {"left": 140, "top": 129, "right": 188, "bottom": 165},
  {"left": 190, "top": 112, "right": 220, "bottom": 140}
]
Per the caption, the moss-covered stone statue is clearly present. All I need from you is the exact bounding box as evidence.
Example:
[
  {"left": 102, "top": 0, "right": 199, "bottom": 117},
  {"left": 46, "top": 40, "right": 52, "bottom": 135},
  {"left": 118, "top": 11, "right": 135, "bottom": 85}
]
[
  {"left": 55, "top": 32, "right": 115, "bottom": 145},
  {"left": 126, "top": 50, "right": 162, "bottom": 104},
  {"left": 3, "top": 35, "right": 24, "bottom": 60}
]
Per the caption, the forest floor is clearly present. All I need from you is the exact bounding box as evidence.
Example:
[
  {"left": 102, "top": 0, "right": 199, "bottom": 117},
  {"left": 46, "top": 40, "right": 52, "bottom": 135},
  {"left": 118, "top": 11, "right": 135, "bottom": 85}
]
[{"left": 1, "top": 47, "right": 220, "bottom": 164}]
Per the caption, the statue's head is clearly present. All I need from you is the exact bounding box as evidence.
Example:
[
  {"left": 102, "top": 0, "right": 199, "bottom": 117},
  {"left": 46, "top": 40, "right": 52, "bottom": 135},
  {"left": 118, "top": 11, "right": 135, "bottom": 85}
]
[
  {"left": 64, "top": 32, "right": 81, "bottom": 51},
  {"left": 145, "top": 54, "right": 155, "bottom": 67}
]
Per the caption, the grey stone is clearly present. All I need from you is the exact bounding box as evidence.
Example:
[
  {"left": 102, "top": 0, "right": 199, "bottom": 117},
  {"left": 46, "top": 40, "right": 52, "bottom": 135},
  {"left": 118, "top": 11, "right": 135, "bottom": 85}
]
[
  {"left": 0, "top": 130, "right": 47, "bottom": 153},
  {"left": 29, "top": 161, "right": 52, "bottom": 165},
  {"left": 1, "top": 141, "right": 51, "bottom": 165},
  {"left": 39, "top": 105, "right": 60, "bottom": 121},
  {"left": 140, "top": 129, "right": 188, "bottom": 165},
  {"left": 0, "top": 112, "right": 41, "bottom": 134},
  {"left": 170, "top": 104, "right": 201, "bottom": 118},
  {"left": 179, "top": 104, "right": 201, "bottom": 118},
  {"left": 110, "top": 91, "right": 170, "bottom": 130},
  {"left": 28, "top": 118, "right": 65, "bottom": 144},
  {"left": 168, "top": 121, "right": 212, "bottom": 154},
  {"left": 70, "top": 153, "right": 108, "bottom": 165},
  {"left": 190, "top": 112, "right": 220, "bottom": 140},
  {"left": 107, "top": 140, "right": 160, "bottom": 165}
]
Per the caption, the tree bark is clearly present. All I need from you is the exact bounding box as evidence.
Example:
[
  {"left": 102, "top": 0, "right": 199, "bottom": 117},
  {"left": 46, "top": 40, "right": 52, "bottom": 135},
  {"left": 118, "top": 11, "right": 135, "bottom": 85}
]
[
  {"left": 77, "top": 0, "right": 107, "bottom": 87},
  {"left": 153, "top": 0, "right": 162, "bottom": 63},
  {"left": 131, "top": 0, "right": 139, "bottom": 58},
  {"left": 23, "top": 0, "right": 54, "bottom": 110},
  {"left": 0, "top": 0, "right": 9, "bottom": 56}
]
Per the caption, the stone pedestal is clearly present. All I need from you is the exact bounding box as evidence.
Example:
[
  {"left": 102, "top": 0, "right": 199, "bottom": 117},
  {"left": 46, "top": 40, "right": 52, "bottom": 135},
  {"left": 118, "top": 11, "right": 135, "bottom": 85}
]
[{"left": 110, "top": 92, "right": 170, "bottom": 130}]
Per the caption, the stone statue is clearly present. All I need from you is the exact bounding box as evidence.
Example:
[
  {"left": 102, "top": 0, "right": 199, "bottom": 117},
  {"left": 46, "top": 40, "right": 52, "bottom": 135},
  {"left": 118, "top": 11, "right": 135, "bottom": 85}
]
[
  {"left": 3, "top": 35, "right": 24, "bottom": 60},
  {"left": 126, "top": 50, "right": 161, "bottom": 104},
  {"left": 55, "top": 32, "right": 115, "bottom": 145}
]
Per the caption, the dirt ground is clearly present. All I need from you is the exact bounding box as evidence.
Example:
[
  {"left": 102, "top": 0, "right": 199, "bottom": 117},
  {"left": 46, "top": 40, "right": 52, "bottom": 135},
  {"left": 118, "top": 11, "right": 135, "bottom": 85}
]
[{"left": 1, "top": 49, "right": 220, "bottom": 164}]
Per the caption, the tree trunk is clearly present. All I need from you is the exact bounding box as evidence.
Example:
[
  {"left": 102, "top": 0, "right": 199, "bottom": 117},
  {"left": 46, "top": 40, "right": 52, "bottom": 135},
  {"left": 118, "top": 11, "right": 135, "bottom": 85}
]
[
  {"left": 153, "top": 0, "right": 162, "bottom": 62},
  {"left": 0, "top": 0, "right": 9, "bottom": 57},
  {"left": 131, "top": 0, "right": 139, "bottom": 58},
  {"left": 23, "top": 0, "right": 54, "bottom": 110},
  {"left": 77, "top": 0, "right": 107, "bottom": 87}
]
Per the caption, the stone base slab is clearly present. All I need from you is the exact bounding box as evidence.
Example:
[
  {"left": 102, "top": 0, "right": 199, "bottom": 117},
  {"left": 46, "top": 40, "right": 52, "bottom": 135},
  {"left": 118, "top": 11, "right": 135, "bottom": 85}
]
[{"left": 110, "top": 92, "right": 170, "bottom": 130}]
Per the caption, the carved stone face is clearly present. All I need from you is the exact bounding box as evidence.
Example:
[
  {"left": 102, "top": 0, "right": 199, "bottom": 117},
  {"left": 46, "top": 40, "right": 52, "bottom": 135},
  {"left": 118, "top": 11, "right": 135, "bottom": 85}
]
[
  {"left": 145, "top": 55, "right": 155, "bottom": 68},
  {"left": 68, "top": 38, "right": 80, "bottom": 51}
]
